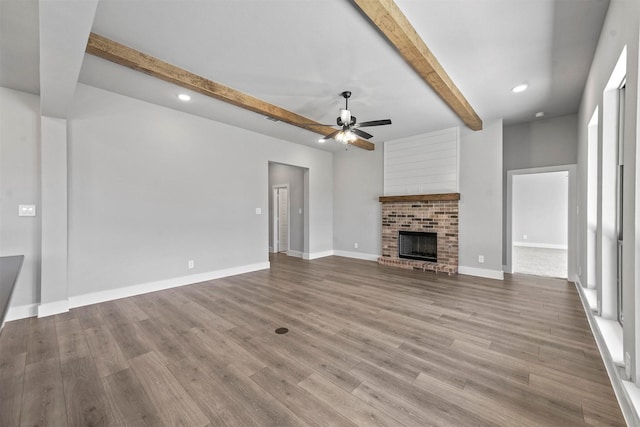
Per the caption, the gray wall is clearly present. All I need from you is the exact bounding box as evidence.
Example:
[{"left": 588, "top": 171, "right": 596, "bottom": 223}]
[
  {"left": 332, "top": 146, "right": 383, "bottom": 257},
  {"left": 62, "top": 84, "right": 333, "bottom": 300},
  {"left": 503, "top": 115, "right": 578, "bottom": 171},
  {"left": 512, "top": 172, "right": 569, "bottom": 247},
  {"left": 459, "top": 119, "right": 504, "bottom": 276},
  {"left": 503, "top": 114, "right": 578, "bottom": 262},
  {"left": 0, "top": 88, "right": 41, "bottom": 307},
  {"left": 268, "top": 162, "right": 305, "bottom": 254}
]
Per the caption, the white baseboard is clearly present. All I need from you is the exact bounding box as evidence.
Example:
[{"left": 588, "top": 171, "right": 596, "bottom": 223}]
[
  {"left": 303, "top": 250, "right": 334, "bottom": 260},
  {"left": 458, "top": 266, "right": 504, "bottom": 280},
  {"left": 6, "top": 303, "right": 38, "bottom": 321},
  {"left": 333, "top": 250, "right": 379, "bottom": 261},
  {"left": 4, "top": 262, "right": 271, "bottom": 322},
  {"left": 513, "top": 242, "right": 568, "bottom": 250},
  {"left": 286, "top": 250, "right": 303, "bottom": 258},
  {"left": 38, "top": 300, "right": 70, "bottom": 318},
  {"left": 69, "top": 261, "right": 270, "bottom": 309}
]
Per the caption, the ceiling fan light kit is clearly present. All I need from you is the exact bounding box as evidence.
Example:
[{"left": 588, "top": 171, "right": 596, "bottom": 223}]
[{"left": 320, "top": 90, "right": 392, "bottom": 147}]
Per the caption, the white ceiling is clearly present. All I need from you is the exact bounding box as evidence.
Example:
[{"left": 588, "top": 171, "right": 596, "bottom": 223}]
[{"left": 0, "top": 0, "right": 609, "bottom": 151}]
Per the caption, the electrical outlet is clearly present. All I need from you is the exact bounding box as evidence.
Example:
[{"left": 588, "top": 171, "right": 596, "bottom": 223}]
[
  {"left": 478, "top": 255, "right": 485, "bottom": 263},
  {"left": 523, "top": 234, "right": 527, "bottom": 240},
  {"left": 188, "top": 260, "right": 194, "bottom": 269},
  {"left": 354, "top": 243, "right": 359, "bottom": 249}
]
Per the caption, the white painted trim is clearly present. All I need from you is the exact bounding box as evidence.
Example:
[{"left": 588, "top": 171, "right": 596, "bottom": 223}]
[
  {"left": 286, "top": 250, "right": 303, "bottom": 258},
  {"left": 37, "top": 300, "right": 69, "bottom": 318},
  {"left": 458, "top": 266, "right": 504, "bottom": 280},
  {"left": 513, "top": 242, "right": 568, "bottom": 250},
  {"left": 303, "top": 250, "right": 334, "bottom": 260},
  {"left": 593, "top": 316, "right": 624, "bottom": 366},
  {"left": 5, "top": 303, "right": 38, "bottom": 321},
  {"left": 622, "top": 381, "right": 640, "bottom": 427},
  {"left": 333, "top": 250, "right": 380, "bottom": 261},
  {"left": 269, "top": 246, "right": 275, "bottom": 253},
  {"left": 68, "top": 262, "right": 270, "bottom": 309},
  {"left": 574, "top": 282, "right": 640, "bottom": 427}
]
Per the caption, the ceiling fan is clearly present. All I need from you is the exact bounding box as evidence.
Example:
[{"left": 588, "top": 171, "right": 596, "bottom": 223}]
[{"left": 319, "top": 91, "right": 392, "bottom": 145}]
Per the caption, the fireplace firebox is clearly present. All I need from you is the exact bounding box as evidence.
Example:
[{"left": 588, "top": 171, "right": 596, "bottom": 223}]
[{"left": 398, "top": 231, "right": 437, "bottom": 262}]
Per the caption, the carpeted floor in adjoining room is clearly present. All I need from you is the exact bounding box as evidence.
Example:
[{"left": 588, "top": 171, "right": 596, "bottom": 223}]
[{"left": 513, "top": 246, "right": 568, "bottom": 278}]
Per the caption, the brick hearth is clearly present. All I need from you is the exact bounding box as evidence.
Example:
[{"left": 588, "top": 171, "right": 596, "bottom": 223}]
[{"left": 379, "top": 193, "right": 459, "bottom": 274}]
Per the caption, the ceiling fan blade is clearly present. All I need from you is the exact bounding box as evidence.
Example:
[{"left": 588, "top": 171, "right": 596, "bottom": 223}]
[
  {"left": 356, "top": 119, "right": 392, "bottom": 127},
  {"left": 352, "top": 128, "right": 374, "bottom": 139},
  {"left": 321, "top": 130, "right": 340, "bottom": 141}
]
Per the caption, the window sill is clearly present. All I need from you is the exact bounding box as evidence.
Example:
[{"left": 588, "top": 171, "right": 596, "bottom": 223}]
[{"left": 594, "top": 316, "right": 624, "bottom": 366}]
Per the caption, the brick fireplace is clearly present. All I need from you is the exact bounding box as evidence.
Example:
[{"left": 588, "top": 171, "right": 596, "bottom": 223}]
[{"left": 379, "top": 193, "right": 459, "bottom": 274}]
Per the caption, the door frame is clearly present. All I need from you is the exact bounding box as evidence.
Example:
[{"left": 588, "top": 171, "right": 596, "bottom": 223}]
[
  {"left": 506, "top": 164, "right": 577, "bottom": 279},
  {"left": 272, "top": 184, "right": 290, "bottom": 253}
]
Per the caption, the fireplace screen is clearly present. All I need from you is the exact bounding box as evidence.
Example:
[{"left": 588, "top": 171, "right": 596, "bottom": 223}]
[{"left": 398, "top": 231, "right": 437, "bottom": 262}]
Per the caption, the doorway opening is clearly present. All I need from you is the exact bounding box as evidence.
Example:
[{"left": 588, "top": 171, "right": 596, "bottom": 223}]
[
  {"left": 268, "top": 162, "right": 307, "bottom": 258},
  {"left": 506, "top": 165, "right": 576, "bottom": 279}
]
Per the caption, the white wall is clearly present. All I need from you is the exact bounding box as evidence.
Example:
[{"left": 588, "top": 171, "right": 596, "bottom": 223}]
[
  {"left": 512, "top": 172, "right": 569, "bottom": 248},
  {"left": 332, "top": 146, "right": 383, "bottom": 259},
  {"left": 503, "top": 114, "right": 577, "bottom": 262},
  {"left": 576, "top": 0, "right": 640, "bottom": 421},
  {"left": 268, "top": 162, "right": 305, "bottom": 254},
  {"left": 383, "top": 127, "right": 458, "bottom": 195},
  {"left": 459, "top": 119, "right": 504, "bottom": 279},
  {"left": 0, "top": 88, "right": 41, "bottom": 308},
  {"left": 0, "top": 83, "right": 334, "bottom": 310}
]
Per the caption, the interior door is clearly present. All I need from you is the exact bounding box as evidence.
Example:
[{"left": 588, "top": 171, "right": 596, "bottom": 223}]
[{"left": 274, "top": 187, "right": 289, "bottom": 253}]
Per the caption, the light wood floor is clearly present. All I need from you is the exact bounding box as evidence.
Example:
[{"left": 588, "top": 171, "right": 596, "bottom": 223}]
[{"left": 0, "top": 254, "right": 626, "bottom": 426}]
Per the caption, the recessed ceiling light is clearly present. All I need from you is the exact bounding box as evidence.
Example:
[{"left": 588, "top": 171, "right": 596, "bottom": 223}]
[
  {"left": 512, "top": 83, "right": 528, "bottom": 93},
  {"left": 535, "top": 111, "right": 545, "bottom": 118},
  {"left": 318, "top": 138, "right": 326, "bottom": 143},
  {"left": 177, "top": 93, "right": 191, "bottom": 101}
]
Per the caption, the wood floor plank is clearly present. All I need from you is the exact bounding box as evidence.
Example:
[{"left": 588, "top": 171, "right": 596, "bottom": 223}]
[
  {"left": 56, "top": 318, "right": 91, "bottom": 362},
  {"left": 128, "top": 351, "right": 210, "bottom": 426},
  {"left": 0, "top": 318, "right": 29, "bottom": 360},
  {"left": 0, "top": 353, "right": 25, "bottom": 427},
  {"left": 187, "top": 326, "right": 266, "bottom": 375},
  {"left": 167, "top": 355, "right": 255, "bottom": 426},
  {"left": 0, "top": 254, "right": 624, "bottom": 426},
  {"left": 104, "top": 320, "right": 151, "bottom": 360},
  {"left": 298, "top": 372, "right": 401, "bottom": 426},
  {"left": 225, "top": 326, "right": 313, "bottom": 385},
  {"left": 60, "top": 356, "right": 124, "bottom": 426},
  {"left": 83, "top": 324, "right": 129, "bottom": 377},
  {"left": 26, "top": 316, "right": 59, "bottom": 365},
  {"left": 250, "top": 367, "right": 357, "bottom": 427},
  {"left": 20, "top": 357, "right": 68, "bottom": 427},
  {"left": 351, "top": 360, "right": 495, "bottom": 427},
  {"left": 102, "top": 368, "right": 167, "bottom": 426}
]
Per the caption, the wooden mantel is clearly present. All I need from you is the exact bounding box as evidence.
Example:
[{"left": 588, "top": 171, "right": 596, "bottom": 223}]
[{"left": 379, "top": 193, "right": 460, "bottom": 203}]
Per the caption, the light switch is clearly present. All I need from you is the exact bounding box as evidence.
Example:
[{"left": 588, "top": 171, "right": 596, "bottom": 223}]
[
  {"left": 298, "top": 208, "right": 302, "bottom": 214},
  {"left": 255, "top": 208, "right": 262, "bottom": 215},
  {"left": 18, "top": 204, "right": 36, "bottom": 217}
]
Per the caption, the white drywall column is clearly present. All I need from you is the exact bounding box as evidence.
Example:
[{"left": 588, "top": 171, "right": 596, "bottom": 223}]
[{"left": 39, "top": 116, "right": 69, "bottom": 316}]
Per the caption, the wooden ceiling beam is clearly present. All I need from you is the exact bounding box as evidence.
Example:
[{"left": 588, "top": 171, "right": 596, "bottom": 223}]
[
  {"left": 352, "top": 0, "right": 483, "bottom": 131},
  {"left": 85, "top": 33, "right": 375, "bottom": 150}
]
